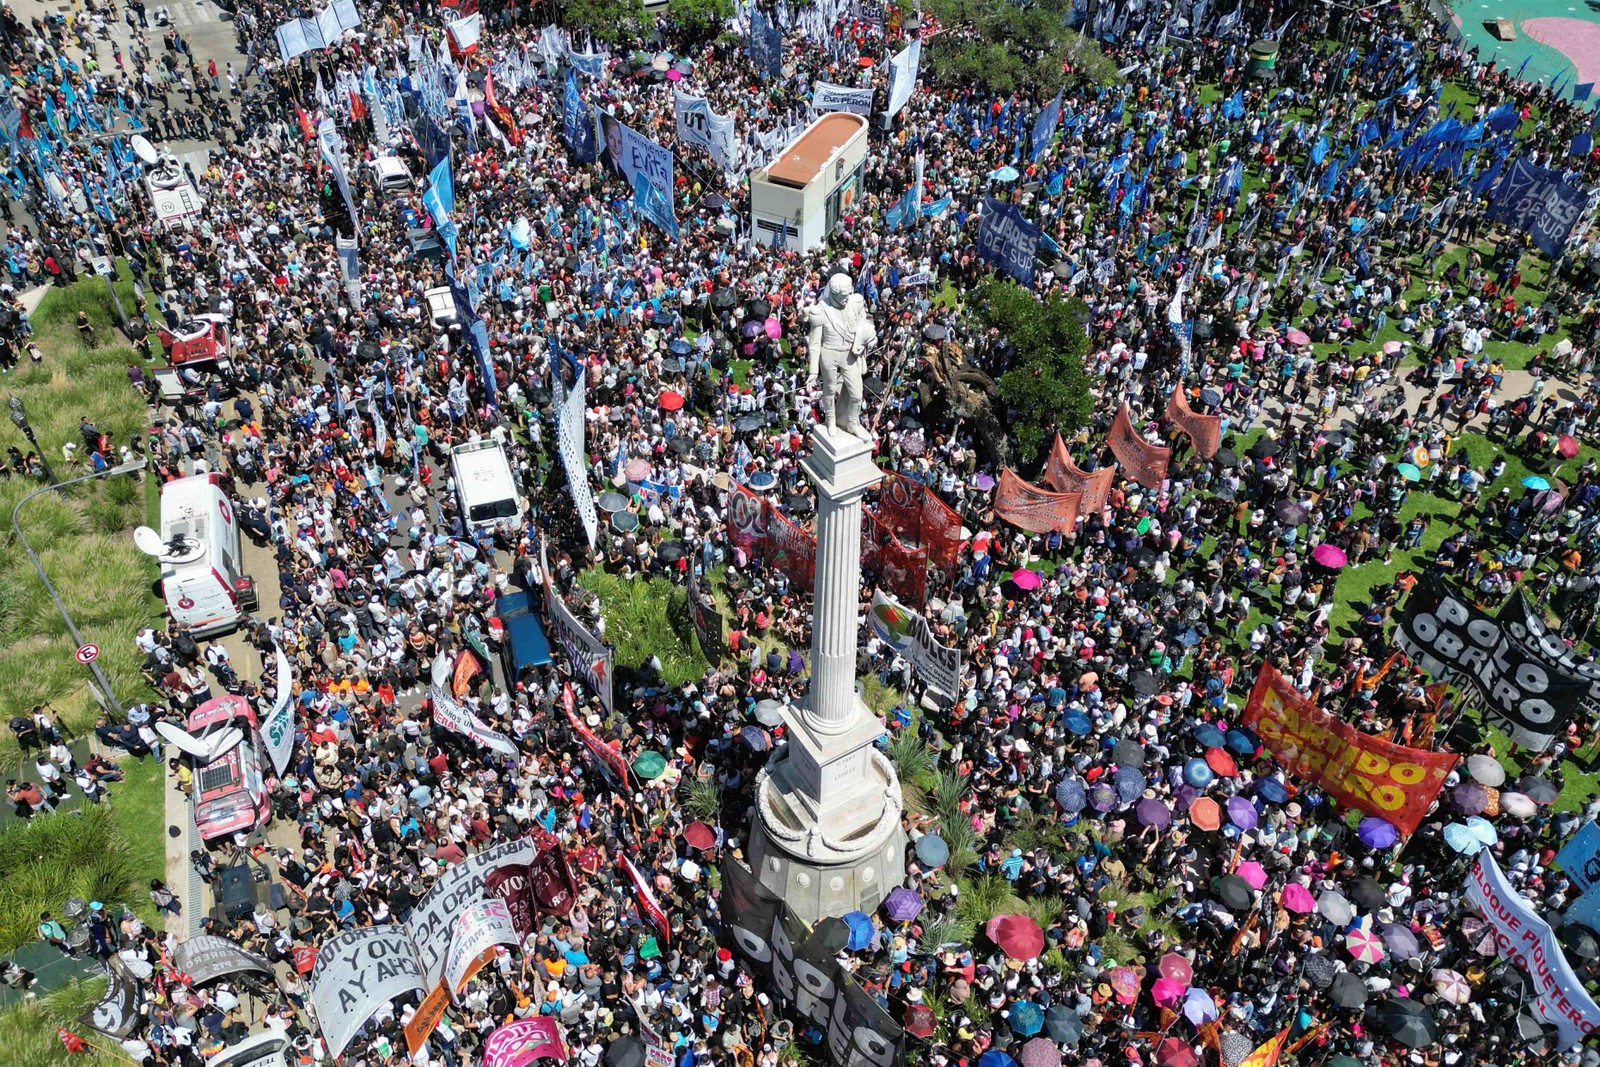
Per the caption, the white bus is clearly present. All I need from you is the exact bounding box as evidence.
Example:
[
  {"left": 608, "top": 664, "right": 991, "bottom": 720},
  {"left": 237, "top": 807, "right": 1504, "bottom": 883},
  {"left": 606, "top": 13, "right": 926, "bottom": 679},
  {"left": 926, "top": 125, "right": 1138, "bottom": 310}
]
[{"left": 451, "top": 440, "right": 524, "bottom": 530}]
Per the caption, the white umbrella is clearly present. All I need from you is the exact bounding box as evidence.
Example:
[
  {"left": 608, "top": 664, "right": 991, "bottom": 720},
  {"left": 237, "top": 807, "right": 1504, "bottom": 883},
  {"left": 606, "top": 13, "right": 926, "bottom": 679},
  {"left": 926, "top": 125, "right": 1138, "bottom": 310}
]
[{"left": 1467, "top": 754, "right": 1506, "bottom": 787}]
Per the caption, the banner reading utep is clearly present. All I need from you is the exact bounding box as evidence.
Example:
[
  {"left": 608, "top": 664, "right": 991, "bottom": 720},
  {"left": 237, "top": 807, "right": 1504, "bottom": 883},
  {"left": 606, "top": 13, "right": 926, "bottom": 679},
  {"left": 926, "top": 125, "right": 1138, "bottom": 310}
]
[
  {"left": 862, "top": 509, "right": 927, "bottom": 607},
  {"left": 1044, "top": 433, "right": 1115, "bottom": 513},
  {"left": 1165, "top": 384, "right": 1221, "bottom": 458},
  {"left": 1242, "top": 663, "right": 1457, "bottom": 835},
  {"left": 878, "top": 472, "right": 963, "bottom": 568},
  {"left": 482, "top": 1017, "right": 568, "bottom": 1067},
  {"left": 1465, "top": 848, "right": 1600, "bottom": 1048},
  {"left": 1108, "top": 404, "right": 1171, "bottom": 489},
  {"left": 994, "top": 467, "right": 1081, "bottom": 535}
]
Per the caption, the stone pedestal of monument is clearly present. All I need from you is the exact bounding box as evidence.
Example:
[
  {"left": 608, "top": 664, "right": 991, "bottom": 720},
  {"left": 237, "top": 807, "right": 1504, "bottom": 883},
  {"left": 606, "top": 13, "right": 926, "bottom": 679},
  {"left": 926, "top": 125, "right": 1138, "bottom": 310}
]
[{"left": 748, "top": 427, "right": 905, "bottom": 924}]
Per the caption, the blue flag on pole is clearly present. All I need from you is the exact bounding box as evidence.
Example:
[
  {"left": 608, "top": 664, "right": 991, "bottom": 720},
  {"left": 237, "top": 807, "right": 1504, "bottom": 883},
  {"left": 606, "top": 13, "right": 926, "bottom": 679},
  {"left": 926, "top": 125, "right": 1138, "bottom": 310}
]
[
  {"left": 1576, "top": 82, "right": 1595, "bottom": 102},
  {"left": 976, "top": 196, "right": 1041, "bottom": 287},
  {"left": 1030, "top": 90, "right": 1062, "bottom": 163}
]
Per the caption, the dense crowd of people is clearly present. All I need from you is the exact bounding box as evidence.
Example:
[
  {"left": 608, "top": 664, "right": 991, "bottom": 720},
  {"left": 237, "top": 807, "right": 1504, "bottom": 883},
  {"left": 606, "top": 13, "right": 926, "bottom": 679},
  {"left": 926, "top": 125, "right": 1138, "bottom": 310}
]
[{"left": 8, "top": 0, "right": 1600, "bottom": 1066}]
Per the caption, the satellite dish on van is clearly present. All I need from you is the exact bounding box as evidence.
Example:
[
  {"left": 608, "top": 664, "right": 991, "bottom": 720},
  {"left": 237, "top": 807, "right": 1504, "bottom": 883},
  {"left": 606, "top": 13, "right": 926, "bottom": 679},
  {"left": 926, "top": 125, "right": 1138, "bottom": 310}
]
[
  {"left": 133, "top": 526, "right": 165, "bottom": 557},
  {"left": 155, "top": 721, "right": 217, "bottom": 759},
  {"left": 196, "top": 726, "right": 244, "bottom": 762},
  {"left": 130, "top": 135, "right": 159, "bottom": 165}
]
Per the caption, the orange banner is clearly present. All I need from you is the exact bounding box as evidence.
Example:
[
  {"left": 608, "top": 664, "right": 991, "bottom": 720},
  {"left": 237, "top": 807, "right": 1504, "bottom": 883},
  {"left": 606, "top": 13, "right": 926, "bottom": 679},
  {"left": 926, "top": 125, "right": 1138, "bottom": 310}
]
[
  {"left": 993, "top": 468, "right": 1082, "bottom": 535},
  {"left": 1165, "top": 385, "right": 1221, "bottom": 459},
  {"left": 1237, "top": 1027, "right": 1291, "bottom": 1067},
  {"left": 1109, "top": 404, "right": 1171, "bottom": 489},
  {"left": 404, "top": 982, "right": 451, "bottom": 1056},
  {"left": 1044, "top": 434, "right": 1115, "bottom": 513},
  {"left": 1243, "top": 664, "right": 1458, "bottom": 835}
]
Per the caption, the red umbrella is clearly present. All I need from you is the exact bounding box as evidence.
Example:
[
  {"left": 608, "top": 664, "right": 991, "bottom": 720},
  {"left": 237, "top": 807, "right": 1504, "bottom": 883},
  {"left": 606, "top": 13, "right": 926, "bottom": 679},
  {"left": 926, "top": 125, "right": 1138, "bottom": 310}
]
[
  {"left": 683, "top": 821, "right": 715, "bottom": 850},
  {"left": 1158, "top": 1037, "right": 1199, "bottom": 1067},
  {"left": 659, "top": 390, "right": 685, "bottom": 411},
  {"left": 987, "top": 914, "right": 1046, "bottom": 960},
  {"left": 903, "top": 1003, "right": 936, "bottom": 1037},
  {"left": 857, "top": 56, "right": 875, "bottom": 67},
  {"left": 1559, "top": 434, "right": 1581, "bottom": 459},
  {"left": 1205, "top": 747, "right": 1238, "bottom": 777},
  {"left": 1159, "top": 952, "right": 1194, "bottom": 985}
]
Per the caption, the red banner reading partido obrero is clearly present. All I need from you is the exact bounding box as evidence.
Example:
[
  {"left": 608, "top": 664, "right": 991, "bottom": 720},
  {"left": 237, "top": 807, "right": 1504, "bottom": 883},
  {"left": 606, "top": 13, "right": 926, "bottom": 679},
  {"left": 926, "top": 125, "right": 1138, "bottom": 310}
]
[{"left": 1243, "top": 663, "right": 1457, "bottom": 834}]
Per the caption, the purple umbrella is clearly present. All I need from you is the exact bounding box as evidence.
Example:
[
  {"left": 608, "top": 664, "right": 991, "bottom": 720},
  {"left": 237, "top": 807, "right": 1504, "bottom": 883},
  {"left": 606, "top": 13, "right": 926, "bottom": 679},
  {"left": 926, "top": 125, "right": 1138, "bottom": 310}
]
[
  {"left": 1088, "top": 781, "right": 1118, "bottom": 812},
  {"left": 1357, "top": 816, "right": 1400, "bottom": 849},
  {"left": 1173, "top": 784, "right": 1200, "bottom": 810},
  {"left": 883, "top": 886, "right": 923, "bottom": 922},
  {"left": 1225, "top": 796, "right": 1259, "bottom": 831},
  {"left": 1137, "top": 798, "right": 1172, "bottom": 829},
  {"left": 975, "top": 473, "right": 997, "bottom": 491},
  {"left": 1452, "top": 782, "right": 1489, "bottom": 815}
]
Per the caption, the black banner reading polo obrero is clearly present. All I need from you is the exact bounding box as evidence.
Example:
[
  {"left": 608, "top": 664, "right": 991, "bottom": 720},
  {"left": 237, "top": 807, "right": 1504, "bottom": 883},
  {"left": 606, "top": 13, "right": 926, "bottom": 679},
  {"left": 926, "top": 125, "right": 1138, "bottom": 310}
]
[
  {"left": 1395, "top": 577, "right": 1588, "bottom": 749},
  {"left": 1496, "top": 591, "right": 1600, "bottom": 701}
]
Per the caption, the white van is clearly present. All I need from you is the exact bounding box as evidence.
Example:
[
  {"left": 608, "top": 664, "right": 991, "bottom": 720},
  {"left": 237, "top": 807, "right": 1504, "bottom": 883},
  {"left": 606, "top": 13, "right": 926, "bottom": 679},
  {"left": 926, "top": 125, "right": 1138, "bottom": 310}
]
[
  {"left": 154, "top": 473, "right": 257, "bottom": 636},
  {"left": 451, "top": 440, "right": 523, "bottom": 530},
  {"left": 367, "top": 155, "right": 412, "bottom": 197}
]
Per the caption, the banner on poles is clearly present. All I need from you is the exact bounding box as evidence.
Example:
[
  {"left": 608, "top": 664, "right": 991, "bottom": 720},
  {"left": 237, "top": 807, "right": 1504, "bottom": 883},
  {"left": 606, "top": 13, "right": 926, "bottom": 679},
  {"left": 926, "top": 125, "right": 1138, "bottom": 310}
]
[
  {"left": 1044, "top": 434, "right": 1115, "bottom": 513},
  {"left": 885, "top": 39, "right": 921, "bottom": 118},
  {"left": 877, "top": 472, "right": 963, "bottom": 568},
  {"left": 976, "top": 196, "right": 1040, "bottom": 287},
  {"left": 868, "top": 590, "right": 961, "bottom": 705},
  {"left": 564, "top": 689, "right": 632, "bottom": 788},
  {"left": 811, "top": 81, "right": 874, "bottom": 116},
  {"left": 673, "top": 91, "right": 739, "bottom": 172},
  {"left": 1242, "top": 663, "right": 1458, "bottom": 835},
  {"left": 1165, "top": 384, "right": 1222, "bottom": 458},
  {"left": 541, "top": 556, "right": 615, "bottom": 713},
  {"left": 621, "top": 855, "right": 671, "bottom": 944},
  {"left": 686, "top": 565, "right": 725, "bottom": 662},
  {"left": 482, "top": 1018, "right": 568, "bottom": 1067},
  {"left": 994, "top": 467, "right": 1082, "bottom": 535},
  {"left": 861, "top": 509, "right": 927, "bottom": 607},
  {"left": 726, "top": 482, "right": 817, "bottom": 592},
  {"left": 1108, "top": 403, "right": 1170, "bottom": 489},
  {"left": 261, "top": 643, "right": 296, "bottom": 777}
]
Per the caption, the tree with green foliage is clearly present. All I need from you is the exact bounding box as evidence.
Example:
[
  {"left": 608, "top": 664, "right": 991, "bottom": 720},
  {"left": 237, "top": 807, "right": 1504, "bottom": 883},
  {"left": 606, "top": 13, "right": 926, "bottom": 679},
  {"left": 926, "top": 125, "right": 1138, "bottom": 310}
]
[
  {"left": 920, "top": 0, "right": 1120, "bottom": 96},
  {"left": 564, "top": 0, "right": 645, "bottom": 45},
  {"left": 664, "top": 0, "right": 735, "bottom": 44},
  {"left": 972, "top": 278, "right": 1093, "bottom": 466}
]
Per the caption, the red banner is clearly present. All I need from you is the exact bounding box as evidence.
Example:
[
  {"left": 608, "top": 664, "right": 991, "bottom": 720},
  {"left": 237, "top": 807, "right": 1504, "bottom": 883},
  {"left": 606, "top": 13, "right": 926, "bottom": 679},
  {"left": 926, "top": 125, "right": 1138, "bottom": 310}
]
[
  {"left": 1108, "top": 404, "right": 1171, "bottom": 489},
  {"left": 726, "top": 482, "right": 816, "bottom": 592},
  {"left": 1243, "top": 664, "right": 1458, "bottom": 835},
  {"left": 863, "top": 508, "right": 928, "bottom": 606},
  {"left": 1165, "top": 384, "right": 1222, "bottom": 459},
  {"left": 622, "top": 855, "right": 671, "bottom": 945},
  {"left": 993, "top": 468, "right": 1082, "bottom": 535},
  {"left": 485, "top": 865, "right": 536, "bottom": 939},
  {"left": 1044, "top": 433, "right": 1115, "bottom": 514},
  {"left": 878, "top": 472, "right": 964, "bottom": 568},
  {"left": 565, "top": 686, "right": 633, "bottom": 789}
]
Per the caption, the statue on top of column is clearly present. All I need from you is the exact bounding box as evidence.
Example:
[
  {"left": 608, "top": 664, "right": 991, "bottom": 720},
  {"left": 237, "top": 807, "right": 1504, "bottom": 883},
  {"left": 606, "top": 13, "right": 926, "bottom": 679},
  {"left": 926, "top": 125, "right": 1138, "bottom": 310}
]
[{"left": 805, "top": 273, "right": 877, "bottom": 440}]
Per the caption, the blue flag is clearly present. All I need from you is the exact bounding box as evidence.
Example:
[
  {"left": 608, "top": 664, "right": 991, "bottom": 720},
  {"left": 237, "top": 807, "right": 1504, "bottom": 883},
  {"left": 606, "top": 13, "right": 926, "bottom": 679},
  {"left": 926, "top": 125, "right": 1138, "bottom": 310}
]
[
  {"left": 563, "top": 71, "right": 597, "bottom": 163},
  {"left": 1030, "top": 90, "right": 1062, "bottom": 163},
  {"left": 1310, "top": 134, "right": 1329, "bottom": 165},
  {"left": 976, "top": 197, "right": 1040, "bottom": 287},
  {"left": 749, "top": 7, "right": 783, "bottom": 76},
  {"left": 633, "top": 172, "right": 679, "bottom": 240},
  {"left": 1577, "top": 82, "right": 1595, "bottom": 102}
]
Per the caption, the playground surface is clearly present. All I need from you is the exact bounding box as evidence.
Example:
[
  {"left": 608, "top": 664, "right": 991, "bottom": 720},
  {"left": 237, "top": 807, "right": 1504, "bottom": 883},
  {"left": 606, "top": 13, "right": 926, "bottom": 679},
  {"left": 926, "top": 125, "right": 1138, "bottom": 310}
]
[{"left": 1447, "top": 0, "right": 1600, "bottom": 97}]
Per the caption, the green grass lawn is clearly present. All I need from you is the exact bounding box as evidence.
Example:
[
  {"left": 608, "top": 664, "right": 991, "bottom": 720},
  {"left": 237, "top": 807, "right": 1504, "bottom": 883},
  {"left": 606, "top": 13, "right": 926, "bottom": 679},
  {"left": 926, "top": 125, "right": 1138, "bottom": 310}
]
[
  {"left": 0, "top": 980, "right": 129, "bottom": 1067},
  {"left": 577, "top": 567, "right": 710, "bottom": 691},
  {"left": 0, "top": 274, "right": 157, "bottom": 771}
]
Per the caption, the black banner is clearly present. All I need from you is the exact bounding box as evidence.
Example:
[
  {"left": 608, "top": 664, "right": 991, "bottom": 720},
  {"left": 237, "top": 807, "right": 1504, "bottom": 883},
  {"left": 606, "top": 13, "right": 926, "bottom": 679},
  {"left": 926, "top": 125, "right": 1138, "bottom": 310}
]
[
  {"left": 687, "top": 566, "right": 725, "bottom": 663},
  {"left": 1396, "top": 578, "right": 1588, "bottom": 748},
  {"left": 82, "top": 959, "right": 140, "bottom": 1038},
  {"left": 1497, "top": 592, "right": 1600, "bottom": 701},
  {"left": 720, "top": 862, "right": 904, "bottom": 1067}
]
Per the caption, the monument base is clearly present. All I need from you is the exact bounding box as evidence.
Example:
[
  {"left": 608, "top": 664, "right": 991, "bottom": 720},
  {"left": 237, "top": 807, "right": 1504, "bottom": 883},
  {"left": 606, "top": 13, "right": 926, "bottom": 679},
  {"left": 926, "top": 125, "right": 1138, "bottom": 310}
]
[{"left": 748, "top": 692, "right": 905, "bottom": 924}]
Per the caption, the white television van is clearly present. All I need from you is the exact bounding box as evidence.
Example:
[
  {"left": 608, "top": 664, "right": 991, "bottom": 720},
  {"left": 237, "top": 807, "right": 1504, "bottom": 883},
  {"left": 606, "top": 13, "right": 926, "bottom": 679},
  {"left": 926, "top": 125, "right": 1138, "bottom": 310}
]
[
  {"left": 451, "top": 440, "right": 524, "bottom": 530},
  {"left": 150, "top": 473, "right": 257, "bottom": 636}
]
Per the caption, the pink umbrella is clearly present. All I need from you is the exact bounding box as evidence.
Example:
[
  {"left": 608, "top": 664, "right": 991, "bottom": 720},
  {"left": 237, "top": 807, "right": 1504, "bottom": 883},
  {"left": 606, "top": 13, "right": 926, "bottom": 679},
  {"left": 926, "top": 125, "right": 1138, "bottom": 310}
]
[
  {"left": 1235, "top": 861, "right": 1268, "bottom": 889},
  {"left": 1383, "top": 340, "right": 1403, "bottom": 355},
  {"left": 1158, "top": 952, "right": 1194, "bottom": 985},
  {"left": 665, "top": 68, "right": 683, "bottom": 81},
  {"left": 1011, "top": 568, "right": 1043, "bottom": 591},
  {"left": 1282, "top": 883, "right": 1316, "bottom": 913},
  {"left": 1109, "top": 966, "right": 1142, "bottom": 1004},
  {"left": 1285, "top": 328, "right": 1311, "bottom": 346},
  {"left": 987, "top": 914, "right": 1046, "bottom": 960},
  {"left": 1152, "top": 977, "right": 1186, "bottom": 1007},
  {"left": 1311, "top": 543, "right": 1348, "bottom": 569},
  {"left": 1559, "top": 434, "right": 1581, "bottom": 460},
  {"left": 764, "top": 316, "right": 782, "bottom": 340},
  {"left": 1346, "top": 927, "right": 1386, "bottom": 964}
]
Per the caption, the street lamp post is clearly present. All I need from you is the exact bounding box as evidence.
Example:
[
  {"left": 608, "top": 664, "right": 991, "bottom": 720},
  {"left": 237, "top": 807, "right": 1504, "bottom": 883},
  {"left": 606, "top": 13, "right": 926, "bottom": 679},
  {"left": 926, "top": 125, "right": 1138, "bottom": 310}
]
[
  {"left": 8, "top": 395, "right": 57, "bottom": 484},
  {"left": 10, "top": 459, "right": 147, "bottom": 718}
]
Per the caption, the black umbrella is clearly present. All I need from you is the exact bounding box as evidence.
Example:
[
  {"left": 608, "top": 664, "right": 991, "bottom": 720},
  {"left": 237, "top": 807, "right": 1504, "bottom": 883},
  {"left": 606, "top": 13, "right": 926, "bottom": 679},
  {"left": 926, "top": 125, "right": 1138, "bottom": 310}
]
[
  {"left": 606, "top": 1037, "right": 646, "bottom": 1067},
  {"left": 1495, "top": 966, "right": 1531, "bottom": 997},
  {"left": 923, "top": 323, "right": 949, "bottom": 341},
  {"left": 705, "top": 192, "right": 728, "bottom": 209},
  {"left": 1349, "top": 878, "right": 1387, "bottom": 912},
  {"left": 711, "top": 287, "right": 737, "bottom": 309},
  {"left": 657, "top": 541, "right": 686, "bottom": 563},
  {"left": 1321, "top": 430, "right": 1347, "bottom": 446},
  {"left": 785, "top": 494, "right": 815, "bottom": 516},
  {"left": 1131, "top": 670, "right": 1161, "bottom": 696},
  {"left": 1214, "top": 447, "right": 1240, "bottom": 467},
  {"left": 1212, "top": 874, "right": 1254, "bottom": 911},
  {"left": 1515, "top": 1014, "right": 1556, "bottom": 1054},
  {"left": 1113, "top": 738, "right": 1145, "bottom": 768},
  {"left": 1378, "top": 998, "right": 1439, "bottom": 1049},
  {"left": 734, "top": 414, "right": 765, "bottom": 432},
  {"left": 1251, "top": 437, "right": 1281, "bottom": 458},
  {"left": 1561, "top": 923, "right": 1600, "bottom": 960},
  {"left": 1301, "top": 953, "right": 1338, "bottom": 989},
  {"left": 746, "top": 298, "right": 771, "bottom": 320},
  {"left": 669, "top": 437, "right": 693, "bottom": 456},
  {"left": 1044, "top": 1005, "right": 1082, "bottom": 1044},
  {"left": 812, "top": 917, "right": 849, "bottom": 954},
  {"left": 1330, "top": 972, "right": 1367, "bottom": 1008}
]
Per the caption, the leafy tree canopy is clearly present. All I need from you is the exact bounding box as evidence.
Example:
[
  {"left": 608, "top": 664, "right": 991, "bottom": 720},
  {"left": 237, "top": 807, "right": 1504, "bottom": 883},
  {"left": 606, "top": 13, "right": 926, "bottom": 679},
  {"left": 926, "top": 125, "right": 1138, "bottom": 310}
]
[
  {"left": 975, "top": 278, "right": 1094, "bottom": 466},
  {"left": 921, "top": 0, "right": 1121, "bottom": 96}
]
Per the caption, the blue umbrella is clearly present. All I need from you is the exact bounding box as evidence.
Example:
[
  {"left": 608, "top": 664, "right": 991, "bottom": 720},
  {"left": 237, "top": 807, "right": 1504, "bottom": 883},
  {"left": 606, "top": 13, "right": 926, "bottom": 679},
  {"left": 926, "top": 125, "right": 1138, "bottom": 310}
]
[
  {"left": 737, "top": 725, "right": 772, "bottom": 751},
  {"left": 667, "top": 338, "right": 692, "bottom": 356},
  {"left": 1114, "top": 766, "right": 1147, "bottom": 804},
  {"left": 1225, "top": 728, "right": 1259, "bottom": 756},
  {"left": 1088, "top": 781, "right": 1118, "bottom": 812},
  {"left": 1523, "top": 475, "right": 1551, "bottom": 490},
  {"left": 1357, "top": 816, "right": 1400, "bottom": 849},
  {"left": 990, "top": 165, "right": 1021, "bottom": 183},
  {"left": 1055, "top": 777, "right": 1087, "bottom": 812},
  {"left": 1443, "top": 824, "right": 1479, "bottom": 854},
  {"left": 1184, "top": 758, "right": 1215, "bottom": 787},
  {"left": 1193, "top": 723, "right": 1226, "bottom": 748},
  {"left": 1257, "top": 779, "right": 1289, "bottom": 804},
  {"left": 1064, "top": 708, "right": 1092, "bottom": 735},
  {"left": 1009, "top": 1000, "right": 1045, "bottom": 1036},
  {"left": 979, "top": 1052, "right": 1019, "bottom": 1067},
  {"left": 915, "top": 834, "right": 950, "bottom": 868},
  {"left": 842, "top": 911, "right": 875, "bottom": 951}
]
